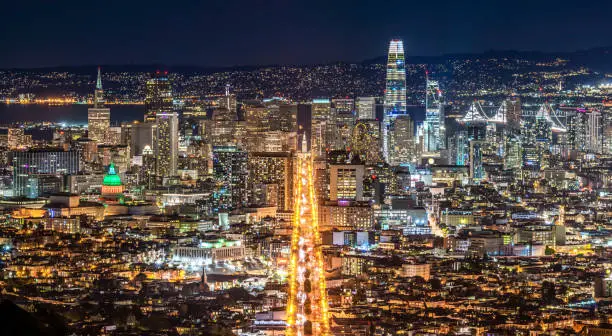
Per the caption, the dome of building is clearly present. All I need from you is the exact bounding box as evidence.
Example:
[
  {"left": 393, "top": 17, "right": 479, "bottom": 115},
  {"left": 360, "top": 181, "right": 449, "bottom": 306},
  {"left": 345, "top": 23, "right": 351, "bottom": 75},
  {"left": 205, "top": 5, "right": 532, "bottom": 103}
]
[{"left": 103, "top": 163, "right": 122, "bottom": 186}]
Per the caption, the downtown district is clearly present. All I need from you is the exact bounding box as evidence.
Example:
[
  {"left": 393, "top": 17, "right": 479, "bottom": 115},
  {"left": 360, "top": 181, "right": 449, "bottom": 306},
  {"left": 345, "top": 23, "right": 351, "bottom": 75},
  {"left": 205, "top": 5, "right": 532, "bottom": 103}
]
[{"left": 0, "top": 40, "right": 610, "bottom": 335}]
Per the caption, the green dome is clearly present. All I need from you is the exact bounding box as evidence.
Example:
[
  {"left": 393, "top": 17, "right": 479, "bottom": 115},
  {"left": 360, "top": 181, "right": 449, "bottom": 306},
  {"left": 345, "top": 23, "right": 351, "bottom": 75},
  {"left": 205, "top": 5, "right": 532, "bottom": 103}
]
[{"left": 103, "top": 163, "right": 122, "bottom": 186}]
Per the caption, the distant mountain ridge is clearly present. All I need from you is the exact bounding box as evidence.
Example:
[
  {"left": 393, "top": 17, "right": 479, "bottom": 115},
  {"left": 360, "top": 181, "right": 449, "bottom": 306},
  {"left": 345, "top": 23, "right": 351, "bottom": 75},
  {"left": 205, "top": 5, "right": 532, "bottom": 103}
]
[{"left": 4, "top": 46, "right": 612, "bottom": 73}]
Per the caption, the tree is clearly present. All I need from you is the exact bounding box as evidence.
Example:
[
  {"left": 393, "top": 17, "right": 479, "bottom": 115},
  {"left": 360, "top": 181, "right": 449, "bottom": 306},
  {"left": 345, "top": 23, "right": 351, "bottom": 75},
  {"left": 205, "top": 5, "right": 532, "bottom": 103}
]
[{"left": 429, "top": 278, "right": 442, "bottom": 290}]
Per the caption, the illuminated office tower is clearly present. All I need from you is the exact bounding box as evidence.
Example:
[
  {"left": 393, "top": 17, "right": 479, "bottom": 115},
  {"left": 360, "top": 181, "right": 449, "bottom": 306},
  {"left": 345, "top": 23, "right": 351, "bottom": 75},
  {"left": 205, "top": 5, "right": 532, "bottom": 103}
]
[
  {"left": 383, "top": 41, "right": 407, "bottom": 163},
  {"left": 506, "top": 96, "right": 522, "bottom": 135},
  {"left": 603, "top": 105, "right": 612, "bottom": 154},
  {"left": 311, "top": 98, "right": 333, "bottom": 157},
  {"left": 88, "top": 67, "right": 111, "bottom": 144},
  {"left": 209, "top": 105, "right": 238, "bottom": 147},
  {"left": 332, "top": 98, "right": 354, "bottom": 115},
  {"left": 389, "top": 114, "right": 414, "bottom": 165},
  {"left": 245, "top": 104, "right": 270, "bottom": 133},
  {"left": 145, "top": 72, "right": 173, "bottom": 122},
  {"left": 534, "top": 106, "right": 553, "bottom": 149},
  {"left": 586, "top": 110, "right": 603, "bottom": 153},
  {"left": 522, "top": 145, "right": 542, "bottom": 171},
  {"left": 356, "top": 97, "right": 377, "bottom": 120},
  {"left": 7, "top": 128, "right": 32, "bottom": 149},
  {"left": 567, "top": 111, "right": 587, "bottom": 152},
  {"left": 329, "top": 161, "right": 365, "bottom": 201},
  {"left": 504, "top": 136, "right": 522, "bottom": 171},
  {"left": 220, "top": 84, "right": 237, "bottom": 115},
  {"left": 248, "top": 152, "right": 294, "bottom": 211},
  {"left": 332, "top": 98, "right": 356, "bottom": 150},
  {"left": 279, "top": 104, "right": 298, "bottom": 132},
  {"left": 213, "top": 146, "right": 249, "bottom": 210},
  {"left": 383, "top": 39, "right": 407, "bottom": 164},
  {"left": 469, "top": 140, "right": 485, "bottom": 182},
  {"left": 424, "top": 75, "right": 444, "bottom": 152},
  {"left": 148, "top": 73, "right": 178, "bottom": 180},
  {"left": 351, "top": 119, "right": 382, "bottom": 164},
  {"left": 155, "top": 111, "right": 179, "bottom": 179},
  {"left": 11, "top": 149, "right": 80, "bottom": 198}
]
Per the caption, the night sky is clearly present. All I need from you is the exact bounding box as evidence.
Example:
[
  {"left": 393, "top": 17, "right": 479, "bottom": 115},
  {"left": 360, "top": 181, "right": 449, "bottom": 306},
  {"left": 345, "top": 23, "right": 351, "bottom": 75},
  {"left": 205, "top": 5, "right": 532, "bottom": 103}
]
[{"left": 2, "top": 0, "right": 612, "bottom": 68}]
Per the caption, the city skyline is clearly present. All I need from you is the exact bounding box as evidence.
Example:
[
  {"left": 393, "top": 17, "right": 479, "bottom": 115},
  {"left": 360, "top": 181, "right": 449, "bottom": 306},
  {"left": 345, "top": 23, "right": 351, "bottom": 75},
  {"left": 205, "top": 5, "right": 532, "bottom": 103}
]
[
  {"left": 2, "top": 0, "right": 612, "bottom": 68},
  {"left": 0, "top": 3, "right": 611, "bottom": 332}
]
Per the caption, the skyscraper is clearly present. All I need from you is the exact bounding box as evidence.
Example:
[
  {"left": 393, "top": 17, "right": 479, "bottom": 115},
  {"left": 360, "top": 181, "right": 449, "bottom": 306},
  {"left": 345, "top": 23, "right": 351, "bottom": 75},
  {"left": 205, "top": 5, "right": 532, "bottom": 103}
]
[
  {"left": 145, "top": 72, "right": 173, "bottom": 122},
  {"left": 332, "top": 98, "right": 356, "bottom": 150},
  {"left": 383, "top": 39, "right": 407, "bottom": 165},
  {"left": 586, "top": 110, "right": 603, "bottom": 153},
  {"left": 213, "top": 146, "right": 249, "bottom": 210},
  {"left": 424, "top": 74, "right": 445, "bottom": 152},
  {"left": 469, "top": 140, "right": 485, "bottom": 182},
  {"left": 247, "top": 151, "right": 294, "bottom": 211},
  {"left": 155, "top": 111, "right": 179, "bottom": 179},
  {"left": 311, "top": 98, "right": 333, "bottom": 157},
  {"left": 351, "top": 119, "right": 382, "bottom": 164},
  {"left": 389, "top": 114, "right": 414, "bottom": 165},
  {"left": 11, "top": 149, "right": 80, "bottom": 198},
  {"left": 356, "top": 97, "right": 377, "bottom": 120},
  {"left": 88, "top": 67, "right": 110, "bottom": 144},
  {"left": 147, "top": 72, "right": 178, "bottom": 180},
  {"left": 505, "top": 96, "right": 522, "bottom": 136}
]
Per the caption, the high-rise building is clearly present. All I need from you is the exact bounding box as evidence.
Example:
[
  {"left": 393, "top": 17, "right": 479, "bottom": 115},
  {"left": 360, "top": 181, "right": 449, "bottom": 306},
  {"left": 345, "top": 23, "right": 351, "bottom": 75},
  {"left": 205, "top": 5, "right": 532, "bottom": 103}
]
[
  {"left": 146, "top": 72, "right": 178, "bottom": 180},
  {"left": 94, "top": 66, "right": 104, "bottom": 107},
  {"left": 213, "top": 146, "right": 249, "bottom": 210},
  {"left": 329, "top": 163, "right": 365, "bottom": 201},
  {"left": 319, "top": 201, "right": 373, "bottom": 231},
  {"left": 219, "top": 84, "right": 238, "bottom": 115},
  {"left": 424, "top": 75, "right": 445, "bottom": 152},
  {"left": 145, "top": 72, "right": 173, "bottom": 122},
  {"left": 88, "top": 67, "right": 111, "bottom": 144},
  {"left": 351, "top": 119, "right": 382, "bottom": 164},
  {"left": 603, "top": 103, "right": 612, "bottom": 154},
  {"left": 11, "top": 149, "right": 80, "bottom": 198},
  {"left": 248, "top": 152, "right": 294, "bottom": 211},
  {"left": 356, "top": 97, "right": 377, "bottom": 120},
  {"left": 383, "top": 39, "right": 407, "bottom": 164},
  {"left": 155, "top": 110, "right": 179, "bottom": 179},
  {"left": 6, "top": 128, "right": 32, "bottom": 149},
  {"left": 389, "top": 114, "right": 414, "bottom": 165},
  {"left": 469, "top": 140, "right": 485, "bottom": 182},
  {"left": 504, "top": 136, "right": 522, "bottom": 171},
  {"left": 586, "top": 110, "right": 603, "bottom": 153},
  {"left": 505, "top": 96, "right": 522, "bottom": 135},
  {"left": 534, "top": 107, "right": 553, "bottom": 149},
  {"left": 332, "top": 98, "right": 356, "bottom": 150},
  {"left": 311, "top": 98, "right": 333, "bottom": 157},
  {"left": 126, "top": 121, "right": 156, "bottom": 158}
]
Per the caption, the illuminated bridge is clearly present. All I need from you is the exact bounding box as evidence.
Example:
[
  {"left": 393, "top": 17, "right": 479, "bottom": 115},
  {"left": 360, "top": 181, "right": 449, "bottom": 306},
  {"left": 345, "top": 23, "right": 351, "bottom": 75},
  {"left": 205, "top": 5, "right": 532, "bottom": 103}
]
[
  {"left": 460, "top": 101, "right": 567, "bottom": 132},
  {"left": 285, "top": 152, "right": 330, "bottom": 336}
]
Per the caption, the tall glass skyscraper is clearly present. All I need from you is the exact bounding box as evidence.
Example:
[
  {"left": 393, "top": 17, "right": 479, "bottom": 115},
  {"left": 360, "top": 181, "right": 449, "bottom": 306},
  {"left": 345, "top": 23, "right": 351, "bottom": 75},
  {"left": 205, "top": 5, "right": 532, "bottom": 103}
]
[
  {"left": 424, "top": 76, "right": 444, "bottom": 152},
  {"left": 147, "top": 72, "right": 178, "bottom": 181},
  {"left": 145, "top": 72, "right": 173, "bottom": 122},
  {"left": 88, "top": 67, "right": 110, "bottom": 144},
  {"left": 383, "top": 39, "right": 407, "bottom": 165}
]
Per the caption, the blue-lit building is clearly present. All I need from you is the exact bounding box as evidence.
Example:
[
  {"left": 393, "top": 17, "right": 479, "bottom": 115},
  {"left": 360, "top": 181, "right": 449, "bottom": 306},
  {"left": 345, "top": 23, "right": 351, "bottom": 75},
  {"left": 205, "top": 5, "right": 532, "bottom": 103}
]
[{"left": 383, "top": 39, "right": 408, "bottom": 165}]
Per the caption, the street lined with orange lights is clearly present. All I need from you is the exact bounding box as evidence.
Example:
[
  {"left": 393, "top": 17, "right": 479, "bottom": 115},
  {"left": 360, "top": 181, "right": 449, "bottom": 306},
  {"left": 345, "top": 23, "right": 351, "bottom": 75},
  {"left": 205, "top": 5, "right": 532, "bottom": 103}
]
[{"left": 286, "top": 153, "right": 330, "bottom": 336}]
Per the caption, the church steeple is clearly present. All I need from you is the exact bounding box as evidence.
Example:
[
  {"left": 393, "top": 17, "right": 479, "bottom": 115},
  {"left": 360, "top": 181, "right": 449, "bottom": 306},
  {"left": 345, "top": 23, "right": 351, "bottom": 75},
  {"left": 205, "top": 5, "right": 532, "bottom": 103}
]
[{"left": 94, "top": 66, "right": 104, "bottom": 108}]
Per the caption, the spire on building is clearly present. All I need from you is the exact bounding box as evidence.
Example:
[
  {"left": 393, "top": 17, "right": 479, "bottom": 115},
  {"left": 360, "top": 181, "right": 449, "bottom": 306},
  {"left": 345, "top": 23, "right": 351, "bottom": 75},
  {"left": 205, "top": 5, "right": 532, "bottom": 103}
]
[
  {"left": 94, "top": 66, "right": 104, "bottom": 108},
  {"left": 96, "top": 66, "right": 103, "bottom": 90}
]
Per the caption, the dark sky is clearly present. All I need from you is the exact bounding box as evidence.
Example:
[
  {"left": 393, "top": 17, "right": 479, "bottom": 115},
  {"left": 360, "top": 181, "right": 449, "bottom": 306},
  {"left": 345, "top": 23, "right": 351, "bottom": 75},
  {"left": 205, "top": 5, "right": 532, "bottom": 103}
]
[{"left": 2, "top": 0, "right": 612, "bottom": 68}]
